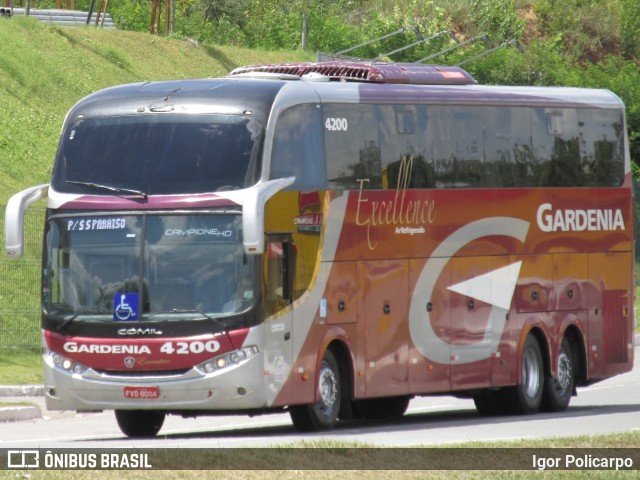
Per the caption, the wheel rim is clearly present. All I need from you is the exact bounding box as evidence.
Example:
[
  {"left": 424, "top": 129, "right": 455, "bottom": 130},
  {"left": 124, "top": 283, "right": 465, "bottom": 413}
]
[
  {"left": 522, "top": 347, "right": 541, "bottom": 398},
  {"left": 317, "top": 360, "right": 338, "bottom": 417},
  {"left": 556, "top": 350, "right": 572, "bottom": 394}
]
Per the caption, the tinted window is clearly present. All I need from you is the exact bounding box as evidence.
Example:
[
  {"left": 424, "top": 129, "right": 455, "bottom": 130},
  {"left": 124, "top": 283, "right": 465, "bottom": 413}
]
[
  {"left": 52, "top": 114, "right": 263, "bottom": 195},
  {"left": 270, "top": 104, "right": 326, "bottom": 190},
  {"left": 324, "top": 104, "right": 382, "bottom": 189},
  {"left": 379, "top": 105, "right": 435, "bottom": 189},
  {"left": 377, "top": 105, "right": 624, "bottom": 189}
]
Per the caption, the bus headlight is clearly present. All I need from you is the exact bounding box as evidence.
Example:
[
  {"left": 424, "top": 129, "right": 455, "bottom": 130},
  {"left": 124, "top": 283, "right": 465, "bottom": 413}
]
[
  {"left": 196, "top": 346, "right": 258, "bottom": 374},
  {"left": 45, "top": 351, "right": 88, "bottom": 375}
]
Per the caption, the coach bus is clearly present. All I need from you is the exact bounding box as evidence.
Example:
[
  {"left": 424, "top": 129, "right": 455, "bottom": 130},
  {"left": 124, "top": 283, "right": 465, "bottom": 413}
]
[{"left": 4, "top": 61, "right": 634, "bottom": 437}]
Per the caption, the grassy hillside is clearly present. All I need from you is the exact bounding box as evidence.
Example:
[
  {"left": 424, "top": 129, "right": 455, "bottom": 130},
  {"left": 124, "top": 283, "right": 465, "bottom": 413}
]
[
  {"left": 0, "top": 17, "right": 310, "bottom": 351},
  {"left": 0, "top": 16, "right": 311, "bottom": 204}
]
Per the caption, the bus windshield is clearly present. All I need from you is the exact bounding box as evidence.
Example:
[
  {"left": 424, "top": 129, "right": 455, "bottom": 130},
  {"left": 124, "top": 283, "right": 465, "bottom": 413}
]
[
  {"left": 51, "top": 114, "right": 263, "bottom": 195},
  {"left": 43, "top": 214, "right": 256, "bottom": 322}
]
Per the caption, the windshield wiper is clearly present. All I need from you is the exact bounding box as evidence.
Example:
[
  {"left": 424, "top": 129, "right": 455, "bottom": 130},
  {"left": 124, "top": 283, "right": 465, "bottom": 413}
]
[
  {"left": 66, "top": 180, "right": 148, "bottom": 200},
  {"left": 54, "top": 307, "right": 103, "bottom": 332},
  {"left": 168, "top": 308, "right": 219, "bottom": 320},
  {"left": 57, "top": 313, "right": 80, "bottom": 332}
]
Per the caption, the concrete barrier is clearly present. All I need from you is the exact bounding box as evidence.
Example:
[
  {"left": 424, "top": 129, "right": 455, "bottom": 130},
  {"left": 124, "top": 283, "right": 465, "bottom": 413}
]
[{"left": 9, "top": 8, "right": 116, "bottom": 28}]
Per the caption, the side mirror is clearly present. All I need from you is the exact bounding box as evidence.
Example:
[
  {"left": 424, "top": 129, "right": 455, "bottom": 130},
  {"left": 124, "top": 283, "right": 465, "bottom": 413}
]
[
  {"left": 5, "top": 184, "right": 49, "bottom": 258},
  {"left": 242, "top": 177, "right": 294, "bottom": 255}
]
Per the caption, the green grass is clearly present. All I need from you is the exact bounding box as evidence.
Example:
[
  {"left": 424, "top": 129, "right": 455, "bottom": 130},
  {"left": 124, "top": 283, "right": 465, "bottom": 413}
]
[
  {"left": 0, "top": 435, "right": 639, "bottom": 478},
  {"left": 0, "top": 349, "right": 42, "bottom": 384},
  {"left": 0, "top": 474, "right": 633, "bottom": 480}
]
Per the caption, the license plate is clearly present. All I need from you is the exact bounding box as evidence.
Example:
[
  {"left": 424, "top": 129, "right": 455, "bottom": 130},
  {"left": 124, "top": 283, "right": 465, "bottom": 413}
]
[{"left": 124, "top": 386, "right": 159, "bottom": 400}]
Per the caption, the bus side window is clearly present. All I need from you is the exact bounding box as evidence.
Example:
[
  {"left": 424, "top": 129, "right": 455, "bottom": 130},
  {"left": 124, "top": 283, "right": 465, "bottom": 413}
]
[
  {"left": 324, "top": 104, "right": 382, "bottom": 190},
  {"left": 270, "top": 104, "right": 327, "bottom": 190},
  {"left": 534, "top": 109, "right": 584, "bottom": 187},
  {"left": 380, "top": 105, "right": 435, "bottom": 189},
  {"left": 579, "top": 109, "right": 624, "bottom": 187}
]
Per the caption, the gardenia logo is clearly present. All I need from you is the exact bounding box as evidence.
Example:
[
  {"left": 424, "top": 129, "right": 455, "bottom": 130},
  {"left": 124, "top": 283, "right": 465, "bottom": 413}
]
[
  {"left": 63, "top": 342, "right": 151, "bottom": 354},
  {"left": 536, "top": 203, "right": 625, "bottom": 232}
]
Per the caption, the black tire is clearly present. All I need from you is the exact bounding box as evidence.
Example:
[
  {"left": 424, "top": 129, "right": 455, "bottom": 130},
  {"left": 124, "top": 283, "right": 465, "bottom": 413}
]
[
  {"left": 115, "top": 410, "right": 165, "bottom": 438},
  {"left": 509, "top": 334, "right": 544, "bottom": 414},
  {"left": 352, "top": 396, "right": 411, "bottom": 420},
  {"left": 473, "top": 391, "right": 502, "bottom": 416},
  {"left": 290, "top": 350, "right": 341, "bottom": 432},
  {"left": 541, "top": 336, "right": 574, "bottom": 412},
  {"left": 475, "top": 389, "right": 522, "bottom": 416}
]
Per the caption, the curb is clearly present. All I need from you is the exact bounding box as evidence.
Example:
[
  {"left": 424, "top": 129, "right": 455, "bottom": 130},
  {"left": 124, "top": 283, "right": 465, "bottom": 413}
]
[
  {"left": 0, "top": 385, "right": 44, "bottom": 397},
  {"left": 0, "top": 385, "right": 44, "bottom": 423},
  {"left": 0, "top": 405, "right": 41, "bottom": 422}
]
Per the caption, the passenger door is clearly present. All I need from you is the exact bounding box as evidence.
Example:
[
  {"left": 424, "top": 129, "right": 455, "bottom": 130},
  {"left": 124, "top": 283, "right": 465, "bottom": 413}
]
[{"left": 263, "top": 235, "right": 295, "bottom": 406}]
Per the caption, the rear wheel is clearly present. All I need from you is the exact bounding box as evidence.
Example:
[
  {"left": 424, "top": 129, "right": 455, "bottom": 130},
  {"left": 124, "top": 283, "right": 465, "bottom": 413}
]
[
  {"left": 290, "top": 349, "right": 341, "bottom": 432},
  {"left": 542, "top": 336, "right": 574, "bottom": 412},
  {"left": 509, "top": 334, "right": 544, "bottom": 414},
  {"left": 473, "top": 391, "right": 503, "bottom": 416},
  {"left": 115, "top": 410, "right": 165, "bottom": 437}
]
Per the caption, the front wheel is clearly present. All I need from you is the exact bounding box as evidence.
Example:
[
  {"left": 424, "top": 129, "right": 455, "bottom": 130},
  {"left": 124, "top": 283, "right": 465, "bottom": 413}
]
[
  {"left": 290, "top": 350, "right": 341, "bottom": 432},
  {"left": 541, "top": 336, "right": 574, "bottom": 412},
  {"left": 115, "top": 410, "right": 165, "bottom": 438}
]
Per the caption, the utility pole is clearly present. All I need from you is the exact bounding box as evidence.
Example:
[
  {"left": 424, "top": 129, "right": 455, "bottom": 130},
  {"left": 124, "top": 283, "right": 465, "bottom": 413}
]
[
  {"left": 171, "top": 0, "right": 175, "bottom": 34},
  {"left": 301, "top": 0, "right": 308, "bottom": 51}
]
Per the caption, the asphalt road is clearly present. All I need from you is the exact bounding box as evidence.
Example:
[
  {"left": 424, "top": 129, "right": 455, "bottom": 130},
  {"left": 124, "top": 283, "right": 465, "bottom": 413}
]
[{"left": 1, "top": 347, "right": 639, "bottom": 449}]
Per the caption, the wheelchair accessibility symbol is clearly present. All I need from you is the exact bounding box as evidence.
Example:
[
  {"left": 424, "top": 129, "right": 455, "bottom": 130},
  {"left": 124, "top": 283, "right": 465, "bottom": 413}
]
[{"left": 113, "top": 293, "right": 139, "bottom": 321}]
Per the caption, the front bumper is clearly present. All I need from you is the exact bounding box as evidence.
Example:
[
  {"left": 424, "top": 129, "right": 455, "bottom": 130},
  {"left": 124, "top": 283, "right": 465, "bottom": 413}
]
[{"left": 43, "top": 352, "right": 268, "bottom": 412}]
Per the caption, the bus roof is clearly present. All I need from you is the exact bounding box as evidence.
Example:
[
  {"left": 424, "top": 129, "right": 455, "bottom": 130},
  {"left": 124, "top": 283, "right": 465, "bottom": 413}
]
[
  {"left": 228, "top": 61, "right": 622, "bottom": 109},
  {"left": 66, "top": 62, "right": 623, "bottom": 122},
  {"left": 64, "top": 78, "right": 287, "bottom": 124},
  {"left": 348, "top": 82, "right": 624, "bottom": 109}
]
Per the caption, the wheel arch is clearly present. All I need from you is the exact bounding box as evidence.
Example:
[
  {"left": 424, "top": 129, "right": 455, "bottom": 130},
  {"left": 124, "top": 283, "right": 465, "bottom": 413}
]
[{"left": 324, "top": 338, "right": 355, "bottom": 419}]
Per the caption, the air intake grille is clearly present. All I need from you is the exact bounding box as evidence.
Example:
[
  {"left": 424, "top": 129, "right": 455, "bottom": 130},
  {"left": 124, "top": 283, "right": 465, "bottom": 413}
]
[{"left": 228, "top": 61, "right": 476, "bottom": 85}]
